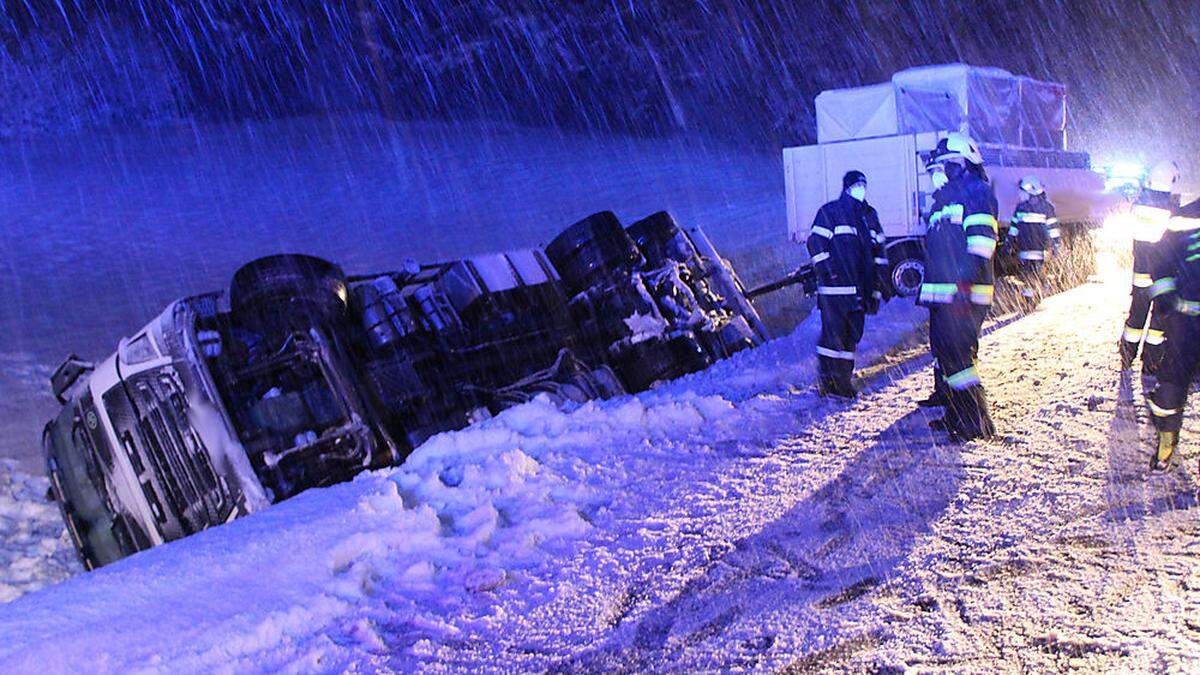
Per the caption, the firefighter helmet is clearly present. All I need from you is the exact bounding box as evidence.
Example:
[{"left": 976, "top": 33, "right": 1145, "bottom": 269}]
[
  {"left": 1146, "top": 160, "right": 1179, "bottom": 193},
  {"left": 926, "top": 132, "right": 984, "bottom": 171},
  {"left": 1019, "top": 175, "right": 1044, "bottom": 195}
]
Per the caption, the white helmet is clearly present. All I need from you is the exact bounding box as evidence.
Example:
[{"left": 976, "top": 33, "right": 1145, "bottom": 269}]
[
  {"left": 1147, "top": 160, "right": 1179, "bottom": 193},
  {"left": 1019, "top": 175, "right": 1044, "bottom": 195},
  {"left": 926, "top": 132, "right": 984, "bottom": 170}
]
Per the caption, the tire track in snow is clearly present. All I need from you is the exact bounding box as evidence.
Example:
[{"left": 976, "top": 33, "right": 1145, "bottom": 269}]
[{"left": 838, "top": 280, "right": 1200, "bottom": 672}]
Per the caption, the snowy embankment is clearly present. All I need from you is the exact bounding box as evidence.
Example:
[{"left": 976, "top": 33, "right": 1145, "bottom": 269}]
[
  {"left": 3, "top": 273, "right": 1199, "bottom": 671},
  {"left": 0, "top": 462, "right": 80, "bottom": 602},
  {"left": 0, "top": 297, "right": 923, "bottom": 671}
]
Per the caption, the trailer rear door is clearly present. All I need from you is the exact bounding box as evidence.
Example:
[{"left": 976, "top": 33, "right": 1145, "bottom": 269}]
[{"left": 785, "top": 135, "right": 923, "bottom": 244}]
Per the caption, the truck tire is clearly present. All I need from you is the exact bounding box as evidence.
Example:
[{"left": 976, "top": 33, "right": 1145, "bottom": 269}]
[
  {"left": 626, "top": 211, "right": 695, "bottom": 268},
  {"left": 545, "top": 211, "right": 643, "bottom": 295},
  {"left": 230, "top": 254, "right": 350, "bottom": 334},
  {"left": 887, "top": 242, "right": 925, "bottom": 297}
]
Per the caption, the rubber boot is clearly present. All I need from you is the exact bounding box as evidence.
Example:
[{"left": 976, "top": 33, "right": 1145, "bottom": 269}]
[
  {"left": 918, "top": 393, "right": 947, "bottom": 408},
  {"left": 947, "top": 387, "right": 995, "bottom": 443},
  {"left": 819, "top": 377, "right": 856, "bottom": 400},
  {"left": 1119, "top": 338, "right": 1137, "bottom": 370},
  {"left": 928, "top": 416, "right": 951, "bottom": 431},
  {"left": 1150, "top": 431, "right": 1178, "bottom": 471}
]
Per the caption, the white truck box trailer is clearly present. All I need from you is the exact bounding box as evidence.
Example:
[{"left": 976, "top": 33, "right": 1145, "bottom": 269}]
[{"left": 785, "top": 64, "right": 1117, "bottom": 295}]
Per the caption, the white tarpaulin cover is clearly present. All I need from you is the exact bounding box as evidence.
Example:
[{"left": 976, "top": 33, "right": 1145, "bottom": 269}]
[
  {"left": 814, "top": 83, "right": 896, "bottom": 143},
  {"left": 814, "top": 63, "right": 1066, "bottom": 149}
]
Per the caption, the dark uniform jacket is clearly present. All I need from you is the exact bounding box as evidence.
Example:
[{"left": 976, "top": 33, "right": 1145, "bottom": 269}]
[
  {"left": 1132, "top": 188, "right": 1175, "bottom": 290},
  {"left": 919, "top": 172, "right": 999, "bottom": 306},
  {"left": 1150, "top": 199, "right": 1200, "bottom": 314},
  {"left": 1008, "top": 193, "right": 1060, "bottom": 259},
  {"left": 806, "top": 193, "right": 889, "bottom": 309}
]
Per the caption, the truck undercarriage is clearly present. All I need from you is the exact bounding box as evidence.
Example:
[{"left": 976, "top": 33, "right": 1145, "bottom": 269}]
[{"left": 44, "top": 210, "right": 768, "bottom": 568}]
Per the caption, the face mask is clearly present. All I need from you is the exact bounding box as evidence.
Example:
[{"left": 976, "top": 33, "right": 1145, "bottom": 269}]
[
  {"left": 848, "top": 185, "right": 866, "bottom": 201},
  {"left": 931, "top": 171, "right": 949, "bottom": 189}
]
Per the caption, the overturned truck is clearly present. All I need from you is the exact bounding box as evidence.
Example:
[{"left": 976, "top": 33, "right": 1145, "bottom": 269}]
[{"left": 44, "top": 211, "right": 769, "bottom": 568}]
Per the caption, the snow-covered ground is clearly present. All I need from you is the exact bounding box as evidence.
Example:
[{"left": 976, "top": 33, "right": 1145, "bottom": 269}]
[
  {"left": 1, "top": 269, "right": 1198, "bottom": 672},
  {"left": 0, "top": 461, "right": 80, "bottom": 603}
]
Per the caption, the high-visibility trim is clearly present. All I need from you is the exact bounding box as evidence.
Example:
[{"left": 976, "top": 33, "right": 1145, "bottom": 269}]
[
  {"left": 1144, "top": 329, "right": 1165, "bottom": 346},
  {"left": 1132, "top": 204, "right": 1172, "bottom": 219},
  {"left": 874, "top": 257, "right": 889, "bottom": 265},
  {"left": 1132, "top": 273, "right": 1154, "bottom": 288},
  {"left": 1123, "top": 325, "right": 1144, "bottom": 342},
  {"left": 873, "top": 290, "right": 883, "bottom": 299},
  {"left": 811, "top": 226, "right": 833, "bottom": 239},
  {"left": 1168, "top": 216, "right": 1200, "bottom": 232},
  {"left": 945, "top": 366, "right": 982, "bottom": 390},
  {"left": 919, "top": 282, "right": 958, "bottom": 304},
  {"left": 1008, "top": 226, "right": 1020, "bottom": 237},
  {"left": 1045, "top": 217, "right": 1059, "bottom": 225},
  {"left": 1014, "top": 212, "right": 1047, "bottom": 223},
  {"left": 874, "top": 232, "right": 887, "bottom": 243},
  {"left": 817, "top": 285, "right": 858, "bottom": 295},
  {"left": 811, "top": 251, "right": 831, "bottom": 264},
  {"left": 931, "top": 204, "right": 965, "bottom": 225},
  {"left": 834, "top": 225, "right": 857, "bottom": 236},
  {"left": 1018, "top": 250, "right": 1045, "bottom": 261},
  {"left": 1048, "top": 228, "right": 1062, "bottom": 238},
  {"left": 816, "top": 346, "right": 855, "bottom": 361},
  {"left": 1148, "top": 276, "right": 1177, "bottom": 299},
  {"left": 967, "top": 235, "right": 996, "bottom": 258},
  {"left": 964, "top": 213, "right": 999, "bottom": 232},
  {"left": 1148, "top": 399, "right": 1181, "bottom": 418},
  {"left": 1179, "top": 298, "right": 1200, "bottom": 316},
  {"left": 970, "top": 284, "right": 995, "bottom": 305},
  {"left": 1132, "top": 204, "right": 1169, "bottom": 242}
]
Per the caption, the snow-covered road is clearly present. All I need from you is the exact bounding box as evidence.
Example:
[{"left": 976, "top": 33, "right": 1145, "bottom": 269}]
[{"left": 1, "top": 277, "right": 1197, "bottom": 672}]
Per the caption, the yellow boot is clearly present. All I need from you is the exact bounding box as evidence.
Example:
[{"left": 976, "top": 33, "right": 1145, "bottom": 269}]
[{"left": 1151, "top": 431, "right": 1179, "bottom": 471}]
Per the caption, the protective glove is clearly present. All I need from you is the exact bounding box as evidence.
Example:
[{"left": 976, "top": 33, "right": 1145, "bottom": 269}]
[
  {"left": 875, "top": 269, "right": 895, "bottom": 302},
  {"left": 953, "top": 281, "right": 973, "bottom": 305},
  {"left": 866, "top": 292, "right": 882, "bottom": 316}
]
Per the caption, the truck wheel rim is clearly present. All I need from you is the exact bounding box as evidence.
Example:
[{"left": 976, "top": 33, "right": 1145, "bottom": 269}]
[{"left": 892, "top": 260, "right": 924, "bottom": 297}]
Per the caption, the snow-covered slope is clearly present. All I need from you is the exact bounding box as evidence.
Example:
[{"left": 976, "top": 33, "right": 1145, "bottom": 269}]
[
  {"left": 0, "top": 296, "right": 923, "bottom": 671},
  {"left": 3, "top": 274, "right": 1198, "bottom": 672},
  {"left": 0, "top": 461, "right": 80, "bottom": 603}
]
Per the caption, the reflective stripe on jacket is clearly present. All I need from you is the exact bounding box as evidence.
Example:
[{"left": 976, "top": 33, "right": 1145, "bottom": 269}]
[
  {"left": 806, "top": 193, "right": 888, "bottom": 302},
  {"left": 1010, "top": 194, "right": 1058, "bottom": 254},
  {"left": 919, "top": 172, "right": 998, "bottom": 306}
]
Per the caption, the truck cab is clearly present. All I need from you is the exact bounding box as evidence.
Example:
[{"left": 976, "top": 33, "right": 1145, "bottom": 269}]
[{"left": 784, "top": 63, "right": 1115, "bottom": 295}]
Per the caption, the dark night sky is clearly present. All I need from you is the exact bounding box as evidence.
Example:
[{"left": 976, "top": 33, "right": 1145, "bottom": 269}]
[{"left": 0, "top": 0, "right": 1196, "bottom": 179}]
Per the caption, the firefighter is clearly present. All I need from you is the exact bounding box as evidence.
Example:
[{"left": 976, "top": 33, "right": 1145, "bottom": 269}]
[
  {"left": 806, "top": 170, "right": 892, "bottom": 398},
  {"left": 1005, "top": 175, "right": 1060, "bottom": 309},
  {"left": 1120, "top": 160, "right": 1179, "bottom": 376},
  {"left": 917, "top": 133, "right": 998, "bottom": 442},
  {"left": 1146, "top": 197, "right": 1200, "bottom": 469}
]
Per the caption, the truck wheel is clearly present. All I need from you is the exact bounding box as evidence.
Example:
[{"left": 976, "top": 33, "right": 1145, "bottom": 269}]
[
  {"left": 888, "top": 243, "right": 925, "bottom": 297},
  {"left": 544, "top": 211, "right": 642, "bottom": 295},
  {"left": 230, "top": 255, "right": 350, "bottom": 334}
]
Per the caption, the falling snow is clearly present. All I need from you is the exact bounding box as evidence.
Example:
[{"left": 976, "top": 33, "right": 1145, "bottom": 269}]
[{"left": 1, "top": 1, "right": 1198, "bottom": 672}]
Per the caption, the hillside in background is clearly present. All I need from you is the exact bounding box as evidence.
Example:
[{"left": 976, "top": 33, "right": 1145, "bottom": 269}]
[{"left": 0, "top": 1, "right": 1194, "bottom": 180}]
